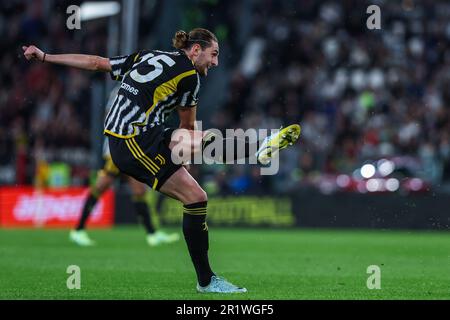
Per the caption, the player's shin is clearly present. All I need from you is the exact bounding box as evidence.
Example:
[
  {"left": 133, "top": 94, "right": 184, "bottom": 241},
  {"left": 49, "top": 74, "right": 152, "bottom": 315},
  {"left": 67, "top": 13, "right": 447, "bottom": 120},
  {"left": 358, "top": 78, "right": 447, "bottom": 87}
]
[{"left": 182, "top": 201, "right": 215, "bottom": 287}]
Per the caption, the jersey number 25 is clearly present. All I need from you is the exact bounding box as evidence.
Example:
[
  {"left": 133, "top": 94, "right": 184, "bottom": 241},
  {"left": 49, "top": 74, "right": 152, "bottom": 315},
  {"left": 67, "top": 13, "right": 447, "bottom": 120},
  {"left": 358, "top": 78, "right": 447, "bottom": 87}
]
[{"left": 130, "top": 53, "right": 176, "bottom": 83}]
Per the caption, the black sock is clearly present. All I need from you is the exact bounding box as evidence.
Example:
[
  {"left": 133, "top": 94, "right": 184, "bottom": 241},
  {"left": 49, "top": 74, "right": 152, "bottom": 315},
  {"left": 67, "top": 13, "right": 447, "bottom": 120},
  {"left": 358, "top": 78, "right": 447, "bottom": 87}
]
[
  {"left": 182, "top": 201, "right": 215, "bottom": 287},
  {"left": 76, "top": 192, "right": 99, "bottom": 230},
  {"left": 202, "top": 133, "right": 259, "bottom": 162},
  {"left": 133, "top": 195, "right": 155, "bottom": 234}
]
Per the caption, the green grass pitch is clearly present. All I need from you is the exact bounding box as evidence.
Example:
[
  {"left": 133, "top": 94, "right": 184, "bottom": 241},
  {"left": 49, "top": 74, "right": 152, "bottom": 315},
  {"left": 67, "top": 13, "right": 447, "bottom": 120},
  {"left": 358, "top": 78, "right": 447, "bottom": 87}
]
[{"left": 0, "top": 227, "right": 448, "bottom": 299}]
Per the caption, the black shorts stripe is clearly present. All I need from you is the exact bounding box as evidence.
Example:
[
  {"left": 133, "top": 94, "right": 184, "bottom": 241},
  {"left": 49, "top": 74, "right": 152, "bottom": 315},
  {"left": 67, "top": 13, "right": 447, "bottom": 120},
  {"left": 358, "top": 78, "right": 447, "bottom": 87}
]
[
  {"left": 125, "top": 139, "right": 157, "bottom": 175},
  {"left": 130, "top": 138, "right": 161, "bottom": 171},
  {"left": 108, "top": 125, "right": 182, "bottom": 192},
  {"left": 126, "top": 138, "right": 159, "bottom": 173}
]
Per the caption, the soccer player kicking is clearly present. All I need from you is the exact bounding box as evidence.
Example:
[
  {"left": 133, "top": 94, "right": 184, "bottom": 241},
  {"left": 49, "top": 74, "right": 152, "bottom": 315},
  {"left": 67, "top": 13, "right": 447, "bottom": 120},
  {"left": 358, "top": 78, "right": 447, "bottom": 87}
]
[
  {"left": 70, "top": 138, "right": 179, "bottom": 247},
  {"left": 23, "top": 28, "right": 300, "bottom": 293}
]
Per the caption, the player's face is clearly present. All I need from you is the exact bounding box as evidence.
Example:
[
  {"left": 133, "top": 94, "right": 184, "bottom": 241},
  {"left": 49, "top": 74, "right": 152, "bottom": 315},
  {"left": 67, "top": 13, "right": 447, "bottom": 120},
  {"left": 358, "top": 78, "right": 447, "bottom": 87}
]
[{"left": 195, "top": 41, "right": 219, "bottom": 77}]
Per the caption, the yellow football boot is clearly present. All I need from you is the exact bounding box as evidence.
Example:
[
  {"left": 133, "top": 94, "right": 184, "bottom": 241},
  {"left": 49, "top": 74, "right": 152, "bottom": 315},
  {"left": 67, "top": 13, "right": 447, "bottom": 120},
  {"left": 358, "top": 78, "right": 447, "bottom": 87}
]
[{"left": 256, "top": 124, "right": 301, "bottom": 165}]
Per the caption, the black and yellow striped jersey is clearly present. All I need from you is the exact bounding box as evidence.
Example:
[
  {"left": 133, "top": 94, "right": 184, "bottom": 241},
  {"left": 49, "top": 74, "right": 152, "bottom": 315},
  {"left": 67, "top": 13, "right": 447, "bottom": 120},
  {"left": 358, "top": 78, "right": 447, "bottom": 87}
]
[{"left": 104, "top": 49, "right": 200, "bottom": 138}]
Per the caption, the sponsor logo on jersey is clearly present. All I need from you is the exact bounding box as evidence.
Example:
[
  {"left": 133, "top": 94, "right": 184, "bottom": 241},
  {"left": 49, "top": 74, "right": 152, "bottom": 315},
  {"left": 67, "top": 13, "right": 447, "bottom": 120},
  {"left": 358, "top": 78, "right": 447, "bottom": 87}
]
[{"left": 120, "top": 82, "right": 139, "bottom": 95}]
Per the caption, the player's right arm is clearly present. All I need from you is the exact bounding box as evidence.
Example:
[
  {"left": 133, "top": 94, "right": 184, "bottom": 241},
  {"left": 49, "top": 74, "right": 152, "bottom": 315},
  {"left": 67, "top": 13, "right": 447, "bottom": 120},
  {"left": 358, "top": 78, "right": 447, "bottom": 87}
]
[
  {"left": 176, "top": 72, "right": 200, "bottom": 130},
  {"left": 22, "top": 45, "right": 112, "bottom": 72}
]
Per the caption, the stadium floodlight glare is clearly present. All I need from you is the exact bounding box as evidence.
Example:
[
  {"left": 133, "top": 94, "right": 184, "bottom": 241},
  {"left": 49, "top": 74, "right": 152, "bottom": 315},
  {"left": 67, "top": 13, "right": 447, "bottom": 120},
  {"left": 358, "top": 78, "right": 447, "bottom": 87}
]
[
  {"left": 386, "top": 178, "right": 400, "bottom": 192},
  {"left": 410, "top": 178, "right": 423, "bottom": 191},
  {"left": 378, "top": 159, "right": 395, "bottom": 177},
  {"left": 366, "top": 178, "right": 382, "bottom": 192},
  {"left": 361, "top": 164, "right": 376, "bottom": 179},
  {"left": 357, "top": 181, "right": 368, "bottom": 193},
  {"left": 80, "top": 1, "right": 121, "bottom": 21},
  {"left": 336, "top": 174, "right": 351, "bottom": 188}
]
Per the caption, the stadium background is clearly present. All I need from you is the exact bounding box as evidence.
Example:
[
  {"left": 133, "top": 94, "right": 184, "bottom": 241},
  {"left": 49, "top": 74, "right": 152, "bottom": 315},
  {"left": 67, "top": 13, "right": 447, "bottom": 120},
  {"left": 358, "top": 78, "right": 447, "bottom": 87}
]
[{"left": 0, "top": 0, "right": 449, "bottom": 300}]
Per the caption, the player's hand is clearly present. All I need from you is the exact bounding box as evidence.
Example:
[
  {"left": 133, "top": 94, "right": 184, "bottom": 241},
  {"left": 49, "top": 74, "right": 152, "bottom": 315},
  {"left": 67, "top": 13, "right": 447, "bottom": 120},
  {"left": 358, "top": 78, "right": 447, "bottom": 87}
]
[{"left": 22, "top": 45, "right": 45, "bottom": 62}]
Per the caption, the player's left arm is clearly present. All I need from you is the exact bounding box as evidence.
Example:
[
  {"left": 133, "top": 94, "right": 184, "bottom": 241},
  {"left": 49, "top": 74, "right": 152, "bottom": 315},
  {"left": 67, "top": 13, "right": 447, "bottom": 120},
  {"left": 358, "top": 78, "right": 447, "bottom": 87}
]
[
  {"left": 22, "top": 45, "right": 140, "bottom": 78},
  {"left": 22, "top": 45, "right": 112, "bottom": 72}
]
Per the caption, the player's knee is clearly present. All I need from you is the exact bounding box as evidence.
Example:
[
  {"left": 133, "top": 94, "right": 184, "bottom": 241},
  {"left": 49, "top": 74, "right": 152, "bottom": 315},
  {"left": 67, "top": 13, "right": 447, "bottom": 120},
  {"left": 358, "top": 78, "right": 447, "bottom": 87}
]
[
  {"left": 183, "top": 131, "right": 203, "bottom": 155},
  {"left": 168, "top": 167, "right": 208, "bottom": 204},
  {"left": 188, "top": 130, "right": 204, "bottom": 154},
  {"left": 192, "top": 188, "right": 208, "bottom": 203},
  {"left": 183, "top": 184, "right": 207, "bottom": 204},
  {"left": 192, "top": 140, "right": 203, "bottom": 154}
]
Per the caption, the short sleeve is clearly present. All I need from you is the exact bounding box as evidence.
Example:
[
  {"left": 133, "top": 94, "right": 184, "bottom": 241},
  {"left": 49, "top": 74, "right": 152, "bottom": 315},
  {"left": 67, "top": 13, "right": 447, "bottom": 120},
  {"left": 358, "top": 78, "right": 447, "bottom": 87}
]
[
  {"left": 109, "top": 51, "right": 140, "bottom": 81},
  {"left": 177, "top": 72, "right": 200, "bottom": 107}
]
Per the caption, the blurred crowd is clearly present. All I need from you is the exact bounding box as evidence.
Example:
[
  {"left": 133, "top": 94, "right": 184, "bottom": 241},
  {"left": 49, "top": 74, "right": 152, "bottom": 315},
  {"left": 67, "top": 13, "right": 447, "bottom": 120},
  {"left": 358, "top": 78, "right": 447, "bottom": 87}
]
[
  {"left": 0, "top": 0, "right": 158, "bottom": 186},
  {"left": 1, "top": 0, "right": 449, "bottom": 195},
  {"left": 201, "top": 0, "right": 450, "bottom": 195},
  {"left": 1, "top": 0, "right": 100, "bottom": 185}
]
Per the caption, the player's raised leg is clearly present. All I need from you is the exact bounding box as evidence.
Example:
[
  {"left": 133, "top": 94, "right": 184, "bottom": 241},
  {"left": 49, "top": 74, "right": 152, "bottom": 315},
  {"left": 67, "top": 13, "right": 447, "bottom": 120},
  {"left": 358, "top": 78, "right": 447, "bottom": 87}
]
[{"left": 169, "top": 124, "right": 301, "bottom": 165}]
